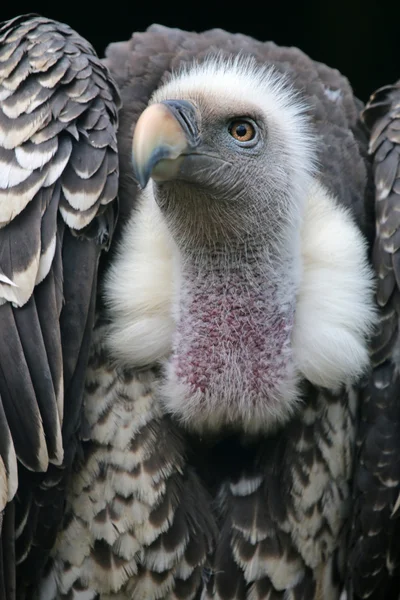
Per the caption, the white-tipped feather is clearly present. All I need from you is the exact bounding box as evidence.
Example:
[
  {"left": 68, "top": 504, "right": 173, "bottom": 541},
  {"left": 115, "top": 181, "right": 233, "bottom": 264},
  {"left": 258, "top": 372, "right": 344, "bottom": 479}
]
[
  {"left": 232, "top": 536, "right": 305, "bottom": 590},
  {"left": 0, "top": 157, "right": 32, "bottom": 188},
  {"left": 0, "top": 456, "right": 8, "bottom": 511},
  {"left": 0, "top": 272, "right": 17, "bottom": 287},
  {"left": 59, "top": 202, "right": 98, "bottom": 230},
  {"left": 35, "top": 235, "right": 57, "bottom": 286},
  {"left": 61, "top": 183, "right": 102, "bottom": 211},
  {"left": 15, "top": 138, "right": 58, "bottom": 170},
  {"left": 0, "top": 245, "right": 40, "bottom": 306},
  {"left": 0, "top": 105, "right": 48, "bottom": 149},
  {"left": 0, "top": 167, "right": 48, "bottom": 227}
]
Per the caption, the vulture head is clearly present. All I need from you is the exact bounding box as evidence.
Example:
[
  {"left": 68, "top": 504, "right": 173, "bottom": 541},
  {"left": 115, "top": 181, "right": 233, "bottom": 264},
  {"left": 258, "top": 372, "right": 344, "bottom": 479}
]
[
  {"left": 107, "top": 56, "right": 375, "bottom": 435},
  {"left": 132, "top": 56, "right": 314, "bottom": 249}
]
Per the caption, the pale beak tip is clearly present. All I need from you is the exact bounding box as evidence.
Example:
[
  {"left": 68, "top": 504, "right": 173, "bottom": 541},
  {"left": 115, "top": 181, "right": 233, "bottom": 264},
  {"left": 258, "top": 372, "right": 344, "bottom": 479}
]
[
  {"left": 133, "top": 158, "right": 151, "bottom": 189},
  {"left": 131, "top": 100, "right": 197, "bottom": 188}
]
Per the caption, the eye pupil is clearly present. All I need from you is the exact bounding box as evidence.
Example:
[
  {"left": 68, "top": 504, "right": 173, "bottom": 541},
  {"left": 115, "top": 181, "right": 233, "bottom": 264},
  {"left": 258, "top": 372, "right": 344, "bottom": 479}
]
[{"left": 235, "top": 124, "right": 248, "bottom": 138}]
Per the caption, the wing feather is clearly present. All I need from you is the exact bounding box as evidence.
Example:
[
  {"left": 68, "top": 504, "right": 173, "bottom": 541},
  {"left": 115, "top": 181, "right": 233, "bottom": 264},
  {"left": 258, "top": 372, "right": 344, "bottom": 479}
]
[
  {"left": 0, "top": 503, "right": 15, "bottom": 600},
  {"left": 203, "top": 386, "right": 348, "bottom": 600},
  {"left": 0, "top": 302, "right": 48, "bottom": 472},
  {"left": 12, "top": 297, "right": 63, "bottom": 464},
  {"left": 348, "top": 81, "right": 400, "bottom": 599},
  {"left": 0, "top": 13, "right": 120, "bottom": 598}
]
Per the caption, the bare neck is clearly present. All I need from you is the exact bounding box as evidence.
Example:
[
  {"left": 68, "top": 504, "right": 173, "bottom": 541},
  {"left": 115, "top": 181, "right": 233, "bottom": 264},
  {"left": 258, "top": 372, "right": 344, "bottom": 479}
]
[{"left": 161, "top": 234, "right": 301, "bottom": 434}]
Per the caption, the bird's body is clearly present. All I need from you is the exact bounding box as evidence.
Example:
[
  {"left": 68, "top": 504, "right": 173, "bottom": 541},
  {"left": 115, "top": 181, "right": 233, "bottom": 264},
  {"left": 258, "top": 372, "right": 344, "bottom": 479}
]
[{"left": 0, "top": 14, "right": 398, "bottom": 600}]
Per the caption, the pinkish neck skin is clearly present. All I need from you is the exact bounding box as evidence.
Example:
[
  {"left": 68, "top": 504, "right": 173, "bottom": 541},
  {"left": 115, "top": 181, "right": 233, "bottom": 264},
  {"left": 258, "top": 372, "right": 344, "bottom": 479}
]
[{"left": 161, "top": 252, "right": 300, "bottom": 434}]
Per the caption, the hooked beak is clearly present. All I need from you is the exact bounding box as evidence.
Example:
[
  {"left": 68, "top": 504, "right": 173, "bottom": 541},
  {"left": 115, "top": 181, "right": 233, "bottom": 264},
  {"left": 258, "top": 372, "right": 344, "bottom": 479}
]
[{"left": 132, "top": 99, "right": 200, "bottom": 188}]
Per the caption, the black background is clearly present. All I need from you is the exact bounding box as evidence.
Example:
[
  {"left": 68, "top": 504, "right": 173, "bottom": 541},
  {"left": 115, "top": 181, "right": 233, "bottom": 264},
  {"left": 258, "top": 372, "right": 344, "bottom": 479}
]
[{"left": 1, "top": 2, "right": 400, "bottom": 102}]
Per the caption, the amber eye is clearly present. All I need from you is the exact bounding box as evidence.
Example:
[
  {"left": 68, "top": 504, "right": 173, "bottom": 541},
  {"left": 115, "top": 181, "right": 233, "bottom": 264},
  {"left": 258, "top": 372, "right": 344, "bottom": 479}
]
[{"left": 228, "top": 120, "right": 256, "bottom": 142}]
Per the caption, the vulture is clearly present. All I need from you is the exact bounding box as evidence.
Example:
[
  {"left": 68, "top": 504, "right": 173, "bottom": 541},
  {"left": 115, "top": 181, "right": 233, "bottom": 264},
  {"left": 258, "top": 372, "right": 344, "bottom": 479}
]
[{"left": 0, "top": 12, "right": 399, "bottom": 600}]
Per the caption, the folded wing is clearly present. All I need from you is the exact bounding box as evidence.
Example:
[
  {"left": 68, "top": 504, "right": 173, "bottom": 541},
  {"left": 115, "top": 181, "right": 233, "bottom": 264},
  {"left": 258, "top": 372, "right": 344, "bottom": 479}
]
[
  {"left": 0, "top": 14, "right": 120, "bottom": 597},
  {"left": 349, "top": 81, "right": 400, "bottom": 599}
]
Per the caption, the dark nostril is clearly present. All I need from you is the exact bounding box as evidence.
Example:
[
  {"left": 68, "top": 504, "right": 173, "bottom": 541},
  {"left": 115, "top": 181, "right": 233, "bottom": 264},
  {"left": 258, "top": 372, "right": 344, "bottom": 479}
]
[
  {"left": 178, "top": 107, "right": 196, "bottom": 137},
  {"left": 162, "top": 100, "right": 200, "bottom": 146}
]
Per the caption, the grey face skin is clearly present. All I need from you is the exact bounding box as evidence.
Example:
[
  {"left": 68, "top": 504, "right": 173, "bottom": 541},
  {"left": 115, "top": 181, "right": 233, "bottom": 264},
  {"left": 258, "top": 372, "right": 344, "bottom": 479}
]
[{"left": 132, "top": 95, "right": 298, "bottom": 255}]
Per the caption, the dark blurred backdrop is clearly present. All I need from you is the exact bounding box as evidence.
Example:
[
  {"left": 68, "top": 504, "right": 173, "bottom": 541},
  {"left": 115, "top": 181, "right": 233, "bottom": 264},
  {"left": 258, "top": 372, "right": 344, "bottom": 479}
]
[{"left": 1, "top": 2, "right": 399, "bottom": 102}]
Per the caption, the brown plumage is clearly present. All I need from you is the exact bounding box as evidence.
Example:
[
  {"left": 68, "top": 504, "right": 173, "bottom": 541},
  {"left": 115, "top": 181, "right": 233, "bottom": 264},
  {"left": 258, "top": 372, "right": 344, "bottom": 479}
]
[
  {"left": 348, "top": 82, "right": 400, "bottom": 600},
  {"left": 0, "top": 13, "right": 396, "bottom": 600},
  {"left": 0, "top": 14, "right": 120, "bottom": 599}
]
